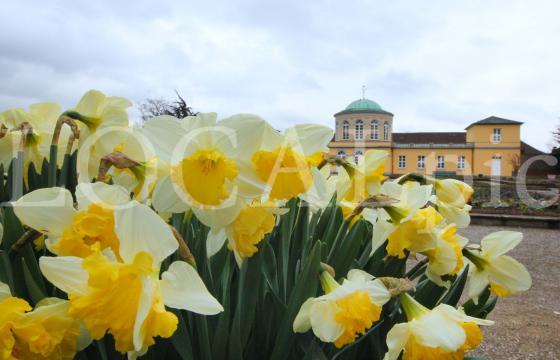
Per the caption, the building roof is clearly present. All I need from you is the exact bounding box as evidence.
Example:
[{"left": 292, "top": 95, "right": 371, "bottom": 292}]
[
  {"left": 335, "top": 98, "right": 393, "bottom": 116},
  {"left": 392, "top": 132, "right": 467, "bottom": 144},
  {"left": 465, "top": 116, "right": 523, "bottom": 130}
]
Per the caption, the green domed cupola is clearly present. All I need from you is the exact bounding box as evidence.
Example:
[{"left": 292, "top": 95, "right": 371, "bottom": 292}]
[{"left": 345, "top": 98, "right": 384, "bottom": 112}]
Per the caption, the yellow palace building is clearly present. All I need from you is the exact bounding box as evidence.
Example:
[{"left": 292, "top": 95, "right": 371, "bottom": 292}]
[{"left": 328, "top": 97, "right": 527, "bottom": 177}]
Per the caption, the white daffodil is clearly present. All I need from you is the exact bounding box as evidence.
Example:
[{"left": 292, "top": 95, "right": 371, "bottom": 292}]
[
  {"left": 145, "top": 113, "right": 275, "bottom": 214},
  {"left": 384, "top": 293, "right": 493, "bottom": 360},
  {"left": 13, "top": 182, "right": 131, "bottom": 259},
  {"left": 299, "top": 166, "right": 338, "bottom": 213},
  {"left": 293, "top": 270, "right": 391, "bottom": 348},
  {"left": 465, "top": 231, "right": 532, "bottom": 302},
  {"left": 370, "top": 181, "right": 433, "bottom": 255},
  {"left": 204, "top": 200, "right": 286, "bottom": 266},
  {"left": 433, "top": 179, "right": 473, "bottom": 228},
  {"left": 423, "top": 224, "right": 468, "bottom": 287},
  {"left": 249, "top": 124, "right": 333, "bottom": 201},
  {"left": 0, "top": 103, "right": 70, "bottom": 174},
  {"left": 39, "top": 201, "right": 223, "bottom": 358}
]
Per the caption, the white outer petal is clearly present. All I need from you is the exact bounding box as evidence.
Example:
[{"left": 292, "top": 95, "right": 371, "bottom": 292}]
[
  {"left": 160, "top": 261, "right": 223, "bottom": 315},
  {"left": 309, "top": 300, "right": 344, "bottom": 343},
  {"left": 410, "top": 307, "right": 466, "bottom": 351},
  {"left": 487, "top": 255, "right": 532, "bottom": 294},
  {"left": 141, "top": 115, "right": 185, "bottom": 164},
  {"left": 152, "top": 175, "right": 189, "bottom": 214},
  {"left": 299, "top": 167, "right": 334, "bottom": 212},
  {"left": 206, "top": 228, "right": 227, "bottom": 258},
  {"left": 39, "top": 256, "right": 89, "bottom": 296},
  {"left": 114, "top": 201, "right": 178, "bottom": 264},
  {"left": 480, "top": 231, "right": 522, "bottom": 259},
  {"left": 467, "top": 266, "right": 490, "bottom": 303},
  {"left": 436, "top": 304, "right": 494, "bottom": 326},
  {"left": 192, "top": 200, "right": 243, "bottom": 229},
  {"left": 13, "top": 187, "right": 75, "bottom": 238},
  {"left": 285, "top": 124, "right": 333, "bottom": 156},
  {"left": 371, "top": 218, "right": 395, "bottom": 256},
  {"left": 383, "top": 323, "right": 410, "bottom": 360},
  {"left": 0, "top": 280, "right": 11, "bottom": 300},
  {"left": 293, "top": 297, "right": 315, "bottom": 333},
  {"left": 76, "top": 182, "right": 131, "bottom": 211}
]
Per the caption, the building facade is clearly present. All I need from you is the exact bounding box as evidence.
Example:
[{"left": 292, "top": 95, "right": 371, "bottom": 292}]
[{"left": 328, "top": 98, "right": 525, "bottom": 177}]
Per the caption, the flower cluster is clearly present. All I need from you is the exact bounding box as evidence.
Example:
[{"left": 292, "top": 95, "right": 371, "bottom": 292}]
[{"left": 0, "top": 89, "right": 531, "bottom": 359}]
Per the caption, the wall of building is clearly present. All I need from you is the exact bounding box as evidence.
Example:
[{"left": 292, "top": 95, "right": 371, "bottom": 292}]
[
  {"left": 466, "top": 124, "right": 520, "bottom": 147},
  {"left": 391, "top": 148, "right": 474, "bottom": 176},
  {"left": 471, "top": 148, "right": 520, "bottom": 176}
]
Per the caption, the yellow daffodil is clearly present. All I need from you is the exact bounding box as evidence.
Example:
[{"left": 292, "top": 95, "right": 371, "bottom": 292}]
[
  {"left": 39, "top": 201, "right": 223, "bottom": 358},
  {"left": 145, "top": 113, "right": 275, "bottom": 212},
  {"left": 0, "top": 283, "right": 32, "bottom": 359},
  {"left": 384, "top": 293, "right": 493, "bottom": 360},
  {"left": 423, "top": 224, "right": 468, "bottom": 286},
  {"left": 204, "top": 200, "right": 285, "bottom": 266},
  {"left": 14, "top": 183, "right": 131, "bottom": 259},
  {"left": 341, "top": 150, "right": 388, "bottom": 203},
  {"left": 250, "top": 124, "right": 333, "bottom": 201},
  {"left": 465, "top": 231, "right": 532, "bottom": 301},
  {"left": 369, "top": 181, "right": 433, "bottom": 255},
  {"left": 12, "top": 298, "right": 91, "bottom": 360},
  {"left": 434, "top": 179, "right": 473, "bottom": 228},
  {"left": 293, "top": 270, "right": 390, "bottom": 348}
]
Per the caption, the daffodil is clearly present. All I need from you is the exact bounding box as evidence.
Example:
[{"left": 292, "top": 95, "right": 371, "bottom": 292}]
[
  {"left": 14, "top": 182, "right": 131, "bottom": 259},
  {"left": 423, "top": 223, "right": 468, "bottom": 286},
  {"left": 433, "top": 179, "right": 473, "bottom": 228},
  {"left": 204, "top": 200, "right": 285, "bottom": 266},
  {"left": 39, "top": 201, "right": 223, "bottom": 358},
  {"left": 145, "top": 113, "right": 275, "bottom": 212},
  {"left": 384, "top": 293, "right": 493, "bottom": 360},
  {"left": 465, "top": 231, "right": 532, "bottom": 301},
  {"left": 0, "top": 282, "right": 32, "bottom": 359},
  {"left": 0, "top": 103, "right": 70, "bottom": 175},
  {"left": 293, "top": 270, "right": 391, "bottom": 348},
  {"left": 12, "top": 298, "right": 92, "bottom": 360},
  {"left": 250, "top": 124, "right": 333, "bottom": 201},
  {"left": 369, "top": 181, "right": 433, "bottom": 255}
]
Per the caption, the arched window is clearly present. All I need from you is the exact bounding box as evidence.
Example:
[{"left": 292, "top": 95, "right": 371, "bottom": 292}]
[
  {"left": 371, "top": 120, "right": 378, "bottom": 140},
  {"left": 354, "top": 150, "right": 363, "bottom": 164},
  {"left": 355, "top": 120, "right": 364, "bottom": 140},
  {"left": 342, "top": 121, "right": 349, "bottom": 140},
  {"left": 337, "top": 150, "right": 346, "bottom": 159},
  {"left": 383, "top": 122, "right": 389, "bottom": 141}
]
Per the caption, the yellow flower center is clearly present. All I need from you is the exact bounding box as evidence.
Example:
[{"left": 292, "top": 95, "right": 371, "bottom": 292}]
[
  {"left": 252, "top": 147, "right": 315, "bottom": 200},
  {"left": 402, "top": 322, "right": 482, "bottom": 359},
  {"left": 12, "top": 302, "right": 80, "bottom": 359},
  {"left": 333, "top": 291, "right": 381, "bottom": 348},
  {"left": 0, "top": 297, "right": 31, "bottom": 359},
  {"left": 231, "top": 205, "right": 275, "bottom": 259},
  {"left": 53, "top": 203, "right": 120, "bottom": 259},
  {"left": 387, "top": 207, "right": 443, "bottom": 259},
  {"left": 68, "top": 252, "right": 178, "bottom": 354},
  {"left": 172, "top": 149, "right": 238, "bottom": 206}
]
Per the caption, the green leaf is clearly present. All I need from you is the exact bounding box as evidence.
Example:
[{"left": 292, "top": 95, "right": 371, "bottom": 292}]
[
  {"left": 413, "top": 278, "right": 446, "bottom": 309},
  {"left": 22, "top": 257, "right": 46, "bottom": 305},
  {"left": 440, "top": 265, "right": 470, "bottom": 306},
  {"left": 170, "top": 310, "right": 194, "bottom": 360},
  {"left": 270, "top": 241, "right": 322, "bottom": 360}
]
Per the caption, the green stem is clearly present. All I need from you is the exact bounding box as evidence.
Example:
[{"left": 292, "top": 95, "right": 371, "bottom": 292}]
[{"left": 48, "top": 145, "right": 57, "bottom": 187}]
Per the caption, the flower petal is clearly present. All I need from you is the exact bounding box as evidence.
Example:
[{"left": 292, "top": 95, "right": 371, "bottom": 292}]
[
  {"left": 142, "top": 115, "right": 185, "bottom": 164},
  {"left": 133, "top": 276, "right": 156, "bottom": 352},
  {"left": 480, "top": 231, "right": 522, "bottom": 259},
  {"left": 13, "top": 187, "right": 75, "bottom": 238},
  {"left": 309, "top": 300, "right": 344, "bottom": 343},
  {"left": 411, "top": 307, "right": 466, "bottom": 351},
  {"left": 39, "top": 256, "right": 89, "bottom": 296},
  {"left": 114, "top": 201, "right": 178, "bottom": 264},
  {"left": 0, "top": 280, "right": 11, "bottom": 300},
  {"left": 383, "top": 323, "right": 410, "bottom": 360},
  {"left": 75, "top": 182, "right": 131, "bottom": 211},
  {"left": 160, "top": 261, "right": 223, "bottom": 315},
  {"left": 206, "top": 228, "right": 227, "bottom": 258},
  {"left": 487, "top": 255, "right": 532, "bottom": 294},
  {"left": 152, "top": 175, "right": 189, "bottom": 214},
  {"left": 293, "top": 298, "right": 314, "bottom": 333},
  {"left": 467, "top": 266, "right": 490, "bottom": 303},
  {"left": 285, "top": 124, "right": 333, "bottom": 156}
]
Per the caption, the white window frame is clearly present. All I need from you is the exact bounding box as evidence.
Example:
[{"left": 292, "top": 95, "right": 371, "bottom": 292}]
[
  {"left": 457, "top": 155, "right": 466, "bottom": 169},
  {"left": 354, "top": 150, "right": 363, "bottom": 164},
  {"left": 383, "top": 122, "right": 389, "bottom": 140},
  {"left": 342, "top": 121, "right": 349, "bottom": 140},
  {"left": 437, "top": 155, "right": 445, "bottom": 169},
  {"left": 417, "top": 155, "right": 425, "bottom": 169},
  {"left": 337, "top": 150, "right": 346, "bottom": 159},
  {"left": 370, "top": 120, "right": 378, "bottom": 140},
  {"left": 492, "top": 128, "right": 502, "bottom": 143},
  {"left": 355, "top": 120, "right": 364, "bottom": 140},
  {"left": 398, "top": 155, "right": 406, "bottom": 169}
]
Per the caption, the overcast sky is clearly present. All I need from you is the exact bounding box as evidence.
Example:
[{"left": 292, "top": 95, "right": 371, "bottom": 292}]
[{"left": 1, "top": 1, "right": 559, "bottom": 150}]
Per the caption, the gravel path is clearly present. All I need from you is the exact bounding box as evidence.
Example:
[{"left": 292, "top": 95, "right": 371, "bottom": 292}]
[{"left": 461, "top": 225, "right": 560, "bottom": 359}]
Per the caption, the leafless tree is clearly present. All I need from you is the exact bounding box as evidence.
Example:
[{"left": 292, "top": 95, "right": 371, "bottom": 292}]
[{"left": 139, "top": 91, "right": 197, "bottom": 121}]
